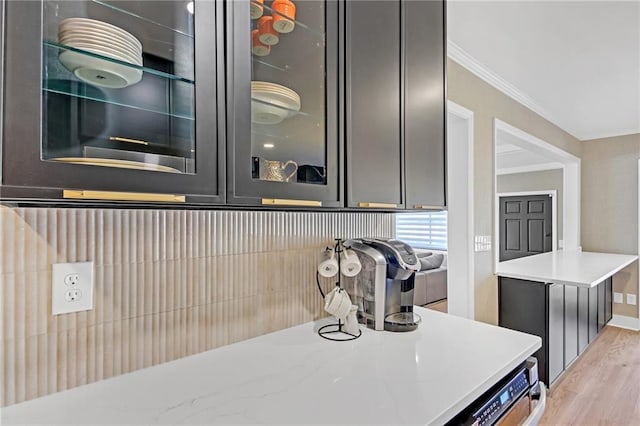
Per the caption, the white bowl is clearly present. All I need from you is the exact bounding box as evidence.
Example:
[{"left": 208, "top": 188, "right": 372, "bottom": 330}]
[
  {"left": 59, "top": 49, "right": 142, "bottom": 88},
  {"left": 251, "top": 100, "right": 291, "bottom": 125}
]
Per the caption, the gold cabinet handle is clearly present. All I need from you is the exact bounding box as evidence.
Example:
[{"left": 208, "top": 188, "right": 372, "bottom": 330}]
[
  {"left": 262, "top": 198, "right": 322, "bottom": 207},
  {"left": 358, "top": 202, "right": 398, "bottom": 208},
  {"left": 413, "top": 204, "right": 445, "bottom": 210},
  {"left": 64, "top": 190, "right": 185, "bottom": 203}
]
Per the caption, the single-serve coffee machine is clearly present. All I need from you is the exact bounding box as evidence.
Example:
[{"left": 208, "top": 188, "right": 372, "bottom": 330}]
[{"left": 343, "top": 238, "right": 421, "bottom": 332}]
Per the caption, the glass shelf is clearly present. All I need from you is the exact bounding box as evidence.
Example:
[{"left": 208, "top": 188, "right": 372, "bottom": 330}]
[
  {"left": 44, "top": 41, "right": 194, "bottom": 84},
  {"left": 252, "top": 1, "right": 324, "bottom": 39},
  {"left": 251, "top": 96, "right": 312, "bottom": 119},
  {"left": 43, "top": 41, "right": 195, "bottom": 120},
  {"left": 90, "top": 0, "right": 194, "bottom": 38},
  {"left": 252, "top": 57, "right": 291, "bottom": 73}
]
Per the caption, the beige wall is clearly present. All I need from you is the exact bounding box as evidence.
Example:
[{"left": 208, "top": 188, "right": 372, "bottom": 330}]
[
  {"left": 581, "top": 133, "right": 640, "bottom": 318},
  {"left": 497, "top": 169, "right": 564, "bottom": 247},
  {"left": 0, "top": 207, "right": 394, "bottom": 406},
  {"left": 447, "top": 59, "right": 582, "bottom": 324}
]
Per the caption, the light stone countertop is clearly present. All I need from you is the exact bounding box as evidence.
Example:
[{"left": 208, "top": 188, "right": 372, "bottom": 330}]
[
  {"left": 496, "top": 250, "right": 638, "bottom": 288},
  {"left": 1, "top": 307, "right": 541, "bottom": 425}
]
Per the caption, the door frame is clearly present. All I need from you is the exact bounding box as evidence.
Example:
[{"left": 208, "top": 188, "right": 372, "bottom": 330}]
[
  {"left": 493, "top": 119, "right": 581, "bottom": 273},
  {"left": 447, "top": 101, "right": 474, "bottom": 319},
  {"left": 495, "top": 190, "right": 557, "bottom": 264}
]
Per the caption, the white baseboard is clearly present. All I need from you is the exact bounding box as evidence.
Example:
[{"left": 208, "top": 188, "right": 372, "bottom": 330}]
[{"left": 609, "top": 315, "right": 640, "bottom": 331}]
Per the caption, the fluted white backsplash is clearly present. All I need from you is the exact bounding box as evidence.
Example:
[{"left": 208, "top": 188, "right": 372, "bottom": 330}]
[{"left": 0, "top": 206, "right": 394, "bottom": 406}]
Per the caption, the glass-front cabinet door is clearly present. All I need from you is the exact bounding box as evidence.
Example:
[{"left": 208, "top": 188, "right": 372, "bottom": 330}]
[
  {"left": 226, "top": 0, "right": 340, "bottom": 207},
  {"left": 1, "top": 0, "right": 223, "bottom": 204}
]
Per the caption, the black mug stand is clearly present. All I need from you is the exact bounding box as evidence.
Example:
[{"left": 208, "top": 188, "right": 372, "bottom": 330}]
[{"left": 318, "top": 238, "right": 362, "bottom": 341}]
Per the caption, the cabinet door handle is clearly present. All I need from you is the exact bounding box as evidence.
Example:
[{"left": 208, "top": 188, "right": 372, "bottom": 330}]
[
  {"left": 358, "top": 202, "right": 398, "bottom": 208},
  {"left": 261, "top": 198, "right": 322, "bottom": 207},
  {"left": 63, "top": 190, "right": 186, "bottom": 203},
  {"left": 413, "top": 204, "right": 445, "bottom": 210}
]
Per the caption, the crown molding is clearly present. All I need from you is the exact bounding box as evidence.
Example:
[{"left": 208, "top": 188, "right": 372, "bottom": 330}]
[
  {"left": 580, "top": 128, "right": 640, "bottom": 142},
  {"left": 447, "top": 40, "right": 583, "bottom": 140},
  {"left": 496, "top": 162, "right": 564, "bottom": 176}
]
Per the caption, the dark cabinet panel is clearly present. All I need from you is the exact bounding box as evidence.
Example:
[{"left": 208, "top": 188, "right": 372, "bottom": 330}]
[
  {"left": 403, "top": 0, "right": 446, "bottom": 209},
  {"left": 564, "top": 285, "right": 578, "bottom": 367},
  {"left": 605, "top": 277, "right": 613, "bottom": 323},
  {"left": 498, "top": 277, "right": 549, "bottom": 385},
  {"left": 548, "top": 284, "right": 564, "bottom": 384},
  {"left": 598, "top": 280, "right": 606, "bottom": 332},
  {"left": 345, "top": 0, "right": 402, "bottom": 208},
  {"left": 588, "top": 285, "right": 598, "bottom": 342},
  {"left": 578, "top": 287, "right": 589, "bottom": 354}
]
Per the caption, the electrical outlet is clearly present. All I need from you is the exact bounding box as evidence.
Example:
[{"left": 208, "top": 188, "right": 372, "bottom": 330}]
[
  {"left": 52, "top": 262, "right": 94, "bottom": 315},
  {"left": 614, "top": 292, "right": 624, "bottom": 304},
  {"left": 626, "top": 294, "right": 637, "bottom": 306}
]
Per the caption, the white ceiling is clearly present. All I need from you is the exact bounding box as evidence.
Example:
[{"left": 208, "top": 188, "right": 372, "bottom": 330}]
[
  {"left": 496, "top": 130, "right": 563, "bottom": 174},
  {"left": 448, "top": 1, "right": 640, "bottom": 141}
]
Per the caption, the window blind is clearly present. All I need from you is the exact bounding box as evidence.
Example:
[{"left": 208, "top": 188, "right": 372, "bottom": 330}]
[{"left": 395, "top": 212, "right": 448, "bottom": 250}]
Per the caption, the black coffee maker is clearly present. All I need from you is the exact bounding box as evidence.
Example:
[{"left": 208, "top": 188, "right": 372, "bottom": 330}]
[{"left": 357, "top": 238, "right": 421, "bottom": 332}]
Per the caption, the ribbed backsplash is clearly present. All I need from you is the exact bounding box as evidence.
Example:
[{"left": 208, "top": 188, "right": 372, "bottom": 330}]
[{"left": 0, "top": 206, "right": 394, "bottom": 406}]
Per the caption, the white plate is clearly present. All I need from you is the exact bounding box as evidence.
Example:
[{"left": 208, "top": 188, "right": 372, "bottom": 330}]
[
  {"left": 251, "top": 90, "right": 300, "bottom": 111},
  {"left": 252, "top": 88, "right": 300, "bottom": 105},
  {"left": 62, "top": 42, "right": 142, "bottom": 65},
  {"left": 51, "top": 157, "right": 181, "bottom": 173},
  {"left": 60, "top": 37, "right": 141, "bottom": 61},
  {"left": 59, "top": 31, "right": 141, "bottom": 56},
  {"left": 251, "top": 83, "right": 300, "bottom": 105},
  {"left": 58, "top": 27, "right": 141, "bottom": 52},
  {"left": 59, "top": 18, "right": 142, "bottom": 51},
  {"left": 59, "top": 49, "right": 143, "bottom": 88},
  {"left": 59, "top": 18, "right": 142, "bottom": 50},
  {"left": 251, "top": 81, "right": 299, "bottom": 97}
]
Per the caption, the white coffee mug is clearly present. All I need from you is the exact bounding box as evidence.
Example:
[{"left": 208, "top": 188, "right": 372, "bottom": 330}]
[
  {"left": 318, "top": 248, "right": 339, "bottom": 278},
  {"left": 340, "top": 249, "right": 362, "bottom": 277},
  {"left": 324, "top": 287, "right": 353, "bottom": 319}
]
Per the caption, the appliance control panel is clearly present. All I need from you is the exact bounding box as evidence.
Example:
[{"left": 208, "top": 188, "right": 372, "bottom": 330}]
[
  {"left": 365, "top": 238, "right": 419, "bottom": 270},
  {"left": 471, "top": 370, "right": 529, "bottom": 426}
]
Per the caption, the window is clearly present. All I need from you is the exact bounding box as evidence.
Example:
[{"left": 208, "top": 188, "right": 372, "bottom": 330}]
[{"left": 395, "top": 212, "right": 448, "bottom": 250}]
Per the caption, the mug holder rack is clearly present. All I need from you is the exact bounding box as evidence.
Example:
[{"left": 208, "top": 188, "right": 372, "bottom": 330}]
[{"left": 318, "top": 238, "right": 362, "bottom": 341}]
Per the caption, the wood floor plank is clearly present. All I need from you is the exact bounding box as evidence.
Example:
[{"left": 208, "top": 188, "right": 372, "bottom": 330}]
[{"left": 541, "top": 326, "right": 640, "bottom": 425}]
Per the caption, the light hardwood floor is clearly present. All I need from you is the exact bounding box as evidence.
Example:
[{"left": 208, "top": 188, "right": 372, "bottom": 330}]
[
  {"left": 540, "top": 325, "right": 640, "bottom": 425},
  {"left": 425, "top": 299, "right": 448, "bottom": 313}
]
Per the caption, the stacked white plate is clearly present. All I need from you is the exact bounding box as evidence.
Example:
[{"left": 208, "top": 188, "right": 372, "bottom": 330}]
[
  {"left": 58, "top": 17, "right": 143, "bottom": 89},
  {"left": 251, "top": 81, "right": 301, "bottom": 124}
]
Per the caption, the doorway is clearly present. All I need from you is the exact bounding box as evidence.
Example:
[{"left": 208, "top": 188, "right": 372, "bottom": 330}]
[
  {"left": 498, "top": 193, "right": 554, "bottom": 261},
  {"left": 493, "top": 119, "right": 580, "bottom": 271}
]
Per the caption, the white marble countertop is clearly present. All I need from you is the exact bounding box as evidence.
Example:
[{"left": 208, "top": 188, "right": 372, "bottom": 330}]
[
  {"left": 496, "top": 250, "right": 638, "bottom": 288},
  {"left": 1, "top": 307, "right": 541, "bottom": 426}
]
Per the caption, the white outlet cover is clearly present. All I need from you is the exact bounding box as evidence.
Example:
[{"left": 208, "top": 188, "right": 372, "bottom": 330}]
[
  {"left": 52, "top": 262, "right": 94, "bottom": 315},
  {"left": 614, "top": 292, "right": 624, "bottom": 304},
  {"left": 626, "top": 293, "right": 637, "bottom": 306}
]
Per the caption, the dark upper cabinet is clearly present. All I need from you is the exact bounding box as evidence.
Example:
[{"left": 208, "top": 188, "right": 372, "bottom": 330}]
[
  {"left": 404, "top": 0, "right": 446, "bottom": 209},
  {"left": 345, "top": 0, "right": 446, "bottom": 210},
  {"left": 225, "top": 0, "right": 341, "bottom": 208},
  {"left": 1, "top": 0, "right": 446, "bottom": 209},
  {"left": 345, "top": 0, "right": 402, "bottom": 209},
  {"left": 1, "top": 0, "right": 225, "bottom": 205}
]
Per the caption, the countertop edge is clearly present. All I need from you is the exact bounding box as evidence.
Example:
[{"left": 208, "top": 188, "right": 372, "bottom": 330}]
[
  {"left": 495, "top": 252, "right": 638, "bottom": 287},
  {"left": 432, "top": 336, "right": 542, "bottom": 425}
]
